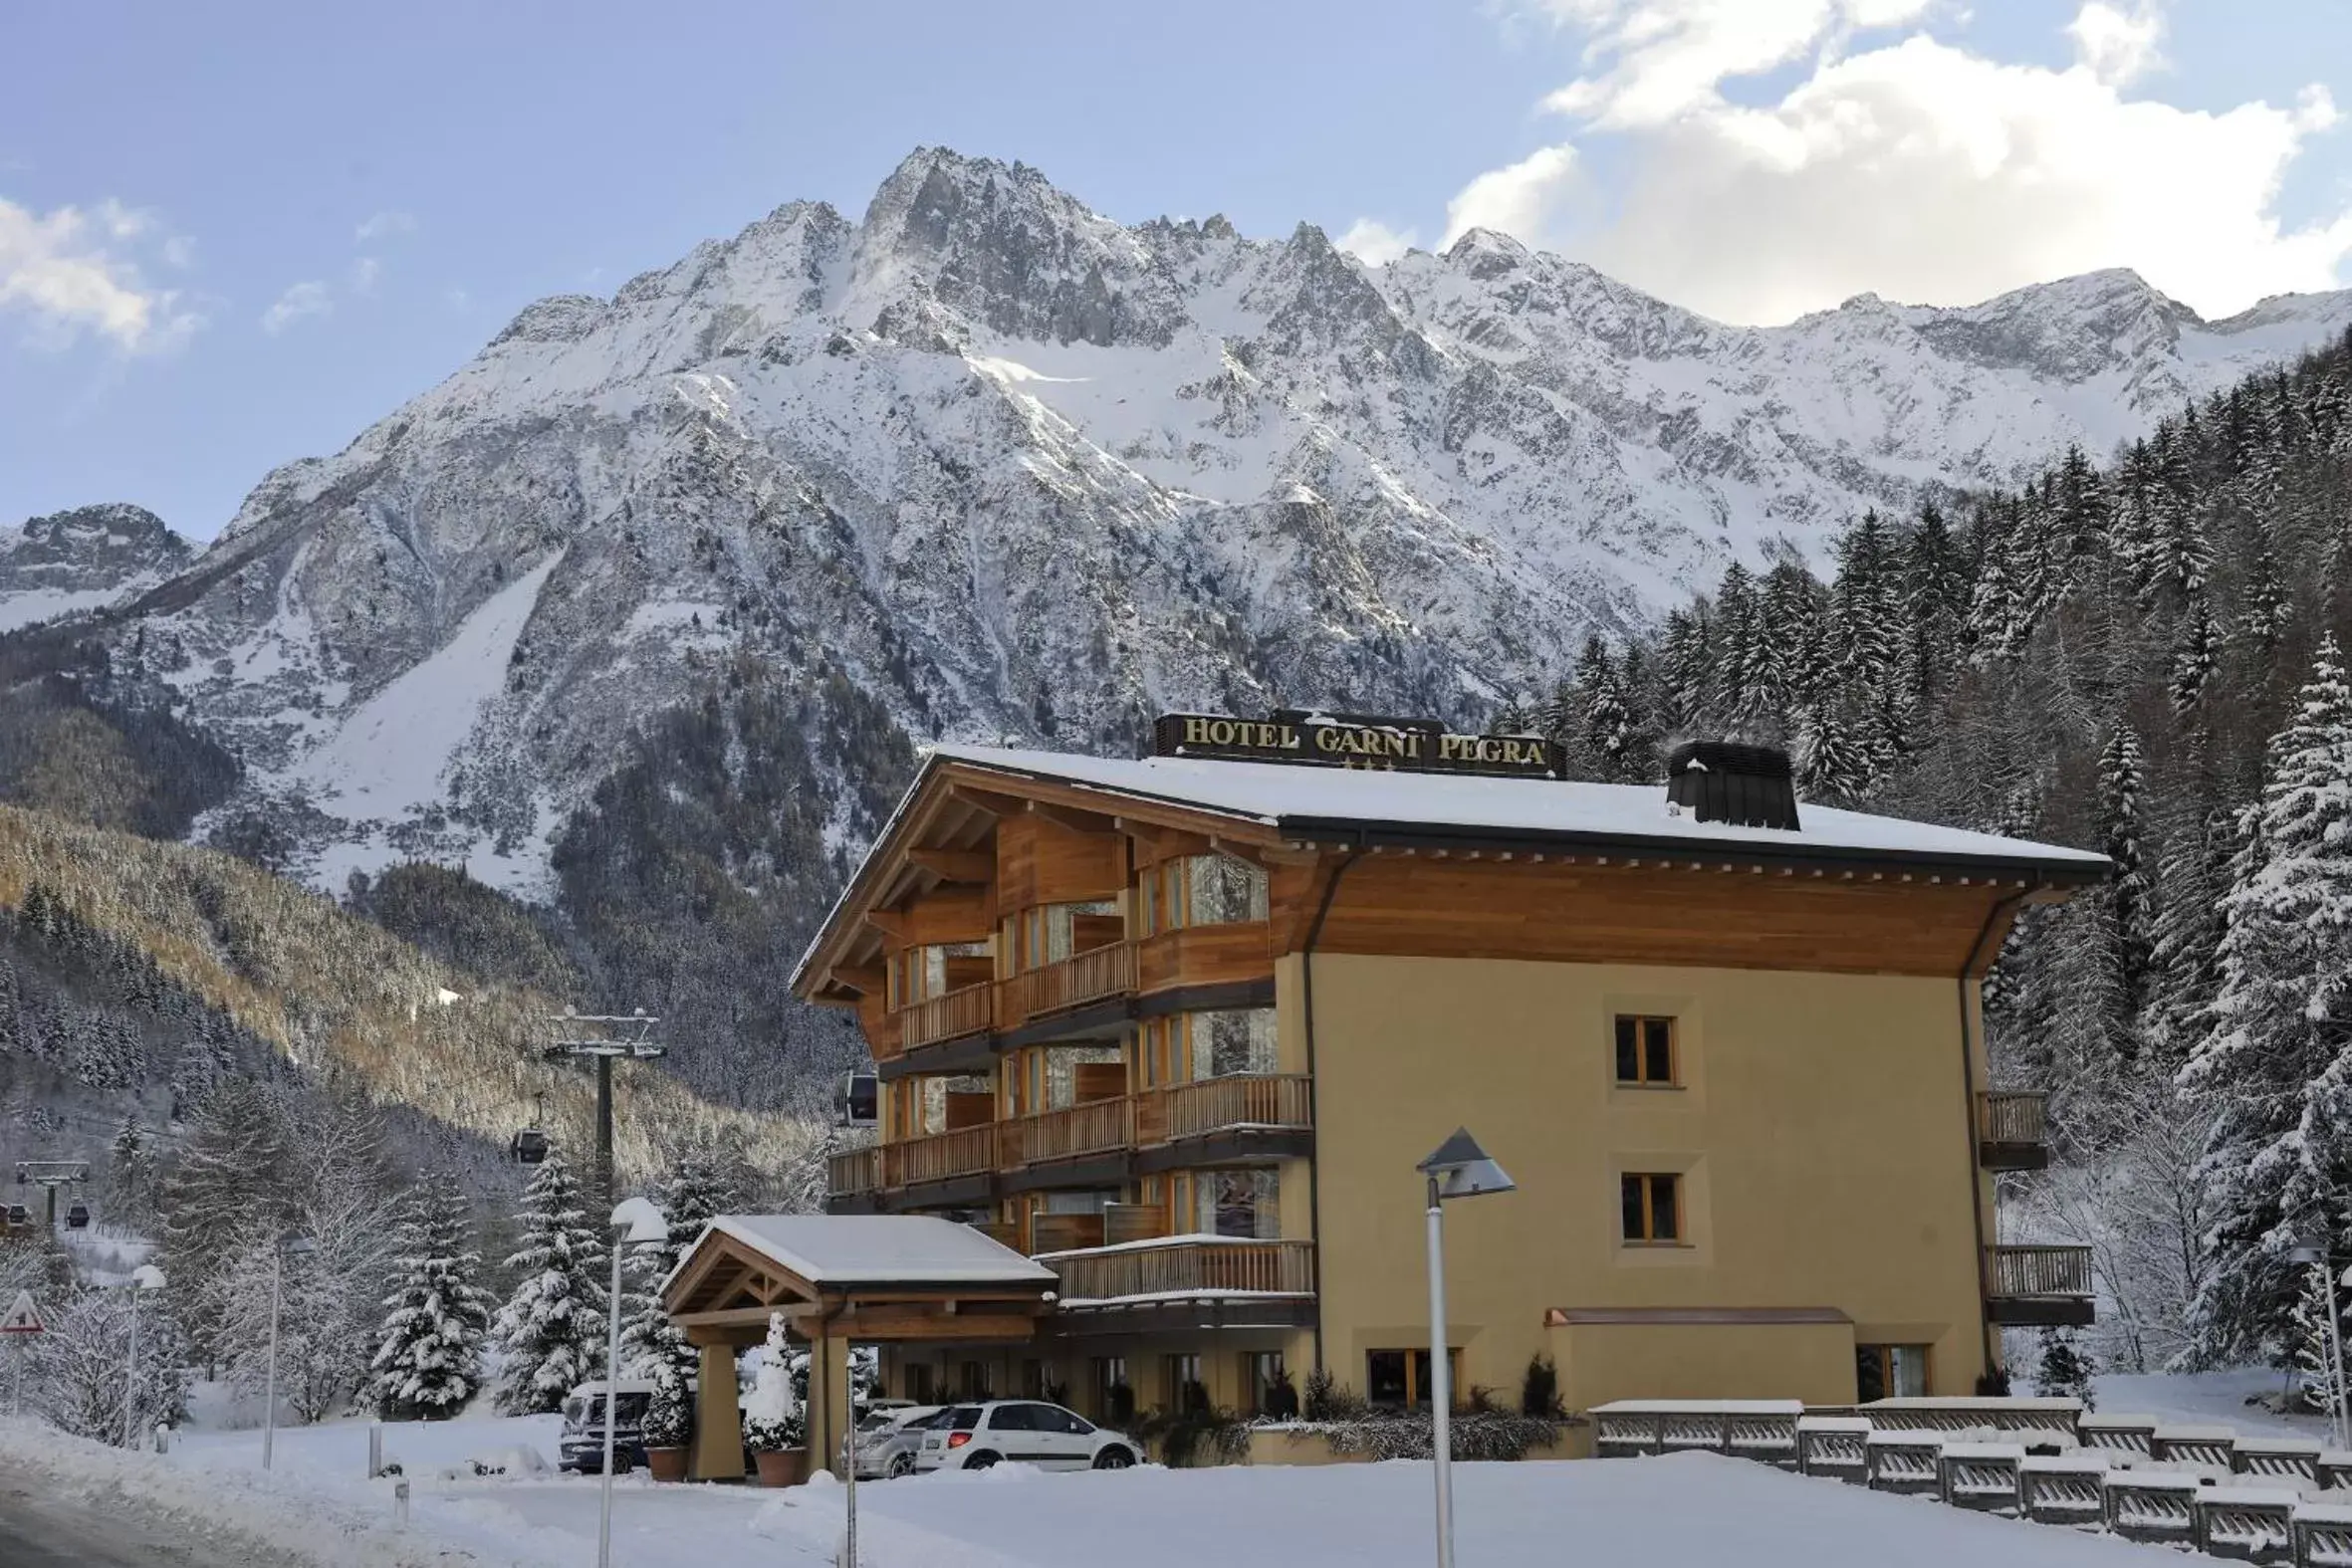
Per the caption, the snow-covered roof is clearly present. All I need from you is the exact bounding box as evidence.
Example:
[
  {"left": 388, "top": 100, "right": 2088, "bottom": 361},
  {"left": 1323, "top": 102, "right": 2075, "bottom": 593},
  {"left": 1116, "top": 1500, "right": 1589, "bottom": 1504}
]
[
  {"left": 922, "top": 743, "right": 2110, "bottom": 874},
  {"left": 681, "top": 1215, "right": 1058, "bottom": 1290}
]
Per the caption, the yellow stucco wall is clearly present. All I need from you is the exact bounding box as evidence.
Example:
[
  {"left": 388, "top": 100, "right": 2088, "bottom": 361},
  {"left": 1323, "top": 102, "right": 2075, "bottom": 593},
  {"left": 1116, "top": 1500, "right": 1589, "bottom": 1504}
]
[{"left": 1294, "top": 952, "right": 1992, "bottom": 1411}]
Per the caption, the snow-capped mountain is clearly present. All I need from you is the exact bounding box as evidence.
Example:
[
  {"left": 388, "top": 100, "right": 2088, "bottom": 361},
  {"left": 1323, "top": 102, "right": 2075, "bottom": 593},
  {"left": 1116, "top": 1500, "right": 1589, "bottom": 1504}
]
[
  {"left": 0, "top": 504, "right": 191, "bottom": 633},
  {"left": 36, "top": 146, "right": 2352, "bottom": 893}
]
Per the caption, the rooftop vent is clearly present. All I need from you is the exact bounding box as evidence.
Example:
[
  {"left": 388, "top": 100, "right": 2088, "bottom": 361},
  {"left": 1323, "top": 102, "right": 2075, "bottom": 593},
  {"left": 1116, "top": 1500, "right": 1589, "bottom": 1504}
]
[{"left": 1666, "top": 742, "right": 1800, "bottom": 831}]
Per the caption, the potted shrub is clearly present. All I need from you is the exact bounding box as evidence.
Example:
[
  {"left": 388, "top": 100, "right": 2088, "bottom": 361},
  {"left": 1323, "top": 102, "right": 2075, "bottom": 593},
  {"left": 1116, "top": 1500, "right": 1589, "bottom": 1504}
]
[
  {"left": 743, "top": 1313, "right": 809, "bottom": 1487},
  {"left": 643, "top": 1360, "right": 692, "bottom": 1481}
]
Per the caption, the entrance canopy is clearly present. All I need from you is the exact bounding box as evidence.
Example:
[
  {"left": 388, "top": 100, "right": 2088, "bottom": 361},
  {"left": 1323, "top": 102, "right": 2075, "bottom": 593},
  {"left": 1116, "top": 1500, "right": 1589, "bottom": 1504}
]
[{"left": 660, "top": 1215, "right": 1058, "bottom": 1348}]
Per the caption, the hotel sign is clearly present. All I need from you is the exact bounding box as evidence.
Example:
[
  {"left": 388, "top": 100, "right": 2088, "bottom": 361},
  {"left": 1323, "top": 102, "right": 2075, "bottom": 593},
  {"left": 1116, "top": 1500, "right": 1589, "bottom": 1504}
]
[{"left": 1152, "top": 712, "right": 1566, "bottom": 781}]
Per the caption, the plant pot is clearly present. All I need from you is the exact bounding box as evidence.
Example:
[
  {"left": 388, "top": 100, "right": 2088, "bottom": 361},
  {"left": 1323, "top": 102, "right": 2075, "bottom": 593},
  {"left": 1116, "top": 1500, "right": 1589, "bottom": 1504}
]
[
  {"left": 754, "top": 1448, "right": 809, "bottom": 1487},
  {"left": 647, "top": 1447, "right": 690, "bottom": 1482}
]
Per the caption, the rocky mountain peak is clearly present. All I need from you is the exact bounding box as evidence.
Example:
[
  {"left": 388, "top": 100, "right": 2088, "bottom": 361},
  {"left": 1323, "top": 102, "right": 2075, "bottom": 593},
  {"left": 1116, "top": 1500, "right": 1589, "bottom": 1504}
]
[{"left": 0, "top": 503, "right": 191, "bottom": 631}]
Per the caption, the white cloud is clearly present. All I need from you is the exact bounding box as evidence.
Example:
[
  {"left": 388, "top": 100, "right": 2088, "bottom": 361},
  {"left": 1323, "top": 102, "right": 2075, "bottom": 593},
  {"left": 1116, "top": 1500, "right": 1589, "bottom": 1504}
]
[
  {"left": 353, "top": 210, "right": 415, "bottom": 243},
  {"left": 0, "top": 194, "right": 202, "bottom": 351},
  {"left": 349, "top": 256, "right": 382, "bottom": 296},
  {"left": 1336, "top": 218, "right": 1421, "bottom": 266},
  {"left": 1450, "top": 1, "right": 2352, "bottom": 323},
  {"left": 260, "top": 280, "right": 332, "bottom": 335}
]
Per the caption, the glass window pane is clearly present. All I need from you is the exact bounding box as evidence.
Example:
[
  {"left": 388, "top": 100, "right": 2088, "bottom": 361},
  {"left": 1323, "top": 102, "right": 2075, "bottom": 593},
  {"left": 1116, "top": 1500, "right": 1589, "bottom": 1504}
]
[
  {"left": 1855, "top": 1347, "right": 1886, "bottom": 1404},
  {"left": 1891, "top": 1345, "right": 1929, "bottom": 1397},
  {"left": 1185, "top": 855, "right": 1270, "bottom": 926},
  {"left": 1367, "top": 1351, "right": 1408, "bottom": 1406},
  {"left": 1621, "top": 1174, "right": 1645, "bottom": 1239},
  {"left": 1197, "top": 1009, "right": 1278, "bottom": 1077},
  {"left": 1614, "top": 1016, "right": 1638, "bottom": 1080},
  {"left": 1645, "top": 1019, "right": 1674, "bottom": 1083},
  {"left": 1651, "top": 1176, "right": 1679, "bottom": 1240}
]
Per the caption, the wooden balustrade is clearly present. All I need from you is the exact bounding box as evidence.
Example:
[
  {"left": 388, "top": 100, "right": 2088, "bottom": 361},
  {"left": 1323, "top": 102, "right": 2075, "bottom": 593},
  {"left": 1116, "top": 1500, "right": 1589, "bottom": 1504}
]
[
  {"left": 1985, "top": 1244, "right": 2093, "bottom": 1298},
  {"left": 897, "top": 982, "right": 994, "bottom": 1051},
  {"left": 1136, "top": 922, "right": 1274, "bottom": 994},
  {"left": 1001, "top": 942, "right": 1134, "bottom": 1027},
  {"left": 1005, "top": 1096, "right": 1133, "bottom": 1166},
  {"left": 1146, "top": 1074, "right": 1312, "bottom": 1142},
  {"left": 1029, "top": 1213, "right": 1105, "bottom": 1254},
  {"left": 1044, "top": 1236, "right": 1315, "bottom": 1302},
  {"left": 826, "top": 1145, "right": 881, "bottom": 1199},
  {"left": 882, "top": 1123, "right": 999, "bottom": 1188},
  {"left": 1978, "top": 1091, "right": 2048, "bottom": 1146}
]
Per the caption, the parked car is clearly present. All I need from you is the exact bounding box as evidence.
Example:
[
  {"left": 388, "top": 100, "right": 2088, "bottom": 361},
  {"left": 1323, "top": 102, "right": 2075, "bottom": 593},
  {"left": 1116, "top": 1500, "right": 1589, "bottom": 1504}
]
[
  {"left": 557, "top": 1380, "right": 657, "bottom": 1474},
  {"left": 853, "top": 1405, "right": 947, "bottom": 1479},
  {"left": 914, "top": 1400, "right": 1140, "bottom": 1472}
]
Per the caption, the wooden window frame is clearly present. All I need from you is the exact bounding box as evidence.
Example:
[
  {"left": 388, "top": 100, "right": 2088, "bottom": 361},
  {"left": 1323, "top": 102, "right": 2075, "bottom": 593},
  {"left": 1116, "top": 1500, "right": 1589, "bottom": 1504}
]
[
  {"left": 1620, "top": 1172, "right": 1684, "bottom": 1245},
  {"left": 1856, "top": 1342, "right": 1933, "bottom": 1401},
  {"left": 1613, "top": 1014, "right": 1680, "bottom": 1087},
  {"left": 1366, "top": 1347, "right": 1460, "bottom": 1409}
]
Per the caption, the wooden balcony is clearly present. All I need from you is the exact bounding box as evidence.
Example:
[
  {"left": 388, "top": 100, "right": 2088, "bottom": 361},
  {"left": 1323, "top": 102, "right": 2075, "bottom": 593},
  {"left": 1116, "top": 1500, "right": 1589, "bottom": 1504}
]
[
  {"left": 827, "top": 1145, "right": 882, "bottom": 1201},
  {"left": 881, "top": 1123, "right": 1000, "bottom": 1190},
  {"left": 1985, "top": 1244, "right": 2095, "bottom": 1327},
  {"left": 1978, "top": 1091, "right": 2050, "bottom": 1171},
  {"left": 1040, "top": 1235, "right": 1316, "bottom": 1305},
  {"left": 1002, "top": 1097, "right": 1134, "bottom": 1168},
  {"left": 1138, "top": 1074, "right": 1312, "bottom": 1145},
  {"left": 1136, "top": 921, "right": 1273, "bottom": 995},
  {"left": 1000, "top": 942, "right": 1134, "bottom": 1031},
  {"left": 897, "top": 982, "right": 995, "bottom": 1052}
]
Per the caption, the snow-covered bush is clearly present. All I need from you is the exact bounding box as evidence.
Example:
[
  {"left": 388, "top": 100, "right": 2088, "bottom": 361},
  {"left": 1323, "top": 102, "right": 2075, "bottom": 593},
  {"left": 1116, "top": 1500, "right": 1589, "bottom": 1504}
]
[
  {"left": 741, "top": 1311, "right": 803, "bottom": 1453},
  {"left": 642, "top": 1358, "right": 691, "bottom": 1450}
]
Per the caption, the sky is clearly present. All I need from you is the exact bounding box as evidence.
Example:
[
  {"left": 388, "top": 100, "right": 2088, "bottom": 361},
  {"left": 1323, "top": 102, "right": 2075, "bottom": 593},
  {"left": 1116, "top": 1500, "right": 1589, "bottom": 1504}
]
[{"left": 3, "top": 0, "right": 2349, "bottom": 541}]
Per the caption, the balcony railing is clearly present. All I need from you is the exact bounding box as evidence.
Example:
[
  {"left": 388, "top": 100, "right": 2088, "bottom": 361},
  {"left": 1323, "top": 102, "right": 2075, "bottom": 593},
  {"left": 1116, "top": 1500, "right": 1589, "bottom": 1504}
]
[
  {"left": 1040, "top": 1235, "right": 1315, "bottom": 1303},
  {"left": 1136, "top": 921, "right": 1273, "bottom": 994},
  {"left": 882, "top": 1124, "right": 999, "bottom": 1189},
  {"left": 1978, "top": 1091, "right": 2050, "bottom": 1170},
  {"left": 1002, "top": 942, "right": 1134, "bottom": 1027},
  {"left": 827, "top": 1145, "right": 882, "bottom": 1200},
  {"left": 897, "top": 983, "right": 995, "bottom": 1052},
  {"left": 1140, "top": 1074, "right": 1312, "bottom": 1145},
  {"left": 1985, "top": 1244, "right": 2092, "bottom": 1298},
  {"left": 1003, "top": 1097, "right": 1134, "bottom": 1167}
]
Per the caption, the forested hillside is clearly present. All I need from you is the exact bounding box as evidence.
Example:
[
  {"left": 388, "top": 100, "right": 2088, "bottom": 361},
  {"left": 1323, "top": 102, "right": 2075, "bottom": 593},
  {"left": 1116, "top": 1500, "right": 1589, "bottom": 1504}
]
[
  {"left": 1498, "top": 327, "right": 2352, "bottom": 1378},
  {"left": 0, "top": 800, "right": 829, "bottom": 1221}
]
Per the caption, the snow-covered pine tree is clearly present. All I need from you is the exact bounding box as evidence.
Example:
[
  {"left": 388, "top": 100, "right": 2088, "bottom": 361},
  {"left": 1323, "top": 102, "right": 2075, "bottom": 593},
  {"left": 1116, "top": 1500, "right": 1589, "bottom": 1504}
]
[
  {"left": 370, "top": 1175, "right": 494, "bottom": 1421},
  {"left": 2098, "top": 725, "right": 2153, "bottom": 1057},
  {"left": 2169, "top": 593, "right": 2222, "bottom": 711},
  {"left": 1658, "top": 606, "right": 1708, "bottom": 735},
  {"left": 2181, "top": 637, "right": 2352, "bottom": 1363},
  {"left": 2035, "top": 1325, "right": 2097, "bottom": 1410},
  {"left": 491, "top": 1147, "right": 608, "bottom": 1416},
  {"left": 159, "top": 1077, "right": 290, "bottom": 1373},
  {"left": 2291, "top": 1262, "right": 2347, "bottom": 1416},
  {"left": 107, "top": 1114, "right": 153, "bottom": 1228},
  {"left": 623, "top": 1145, "right": 740, "bottom": 1377}
]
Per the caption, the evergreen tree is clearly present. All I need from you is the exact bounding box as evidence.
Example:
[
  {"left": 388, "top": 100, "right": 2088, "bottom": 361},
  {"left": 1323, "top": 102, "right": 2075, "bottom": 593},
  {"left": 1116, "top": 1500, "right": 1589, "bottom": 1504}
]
[
  {"left": 623, "top": 1146, "right": 740, "bottom": 1377},
  {"left": 371, "top": 1176, "right": 494, "bottom": 1420},
  {"left": 107, "top": 1114, "right": 153, "bottom": 1230},
  {"left": 490, "top": 1148, "right": 608, "bottom": 1415},
  {"left": 2098, "top": 725, "right": 2153, "bottom": 1056},
  {"left": 2034, "top": 1325, "right": 2098, "bottom": 1410},
  {"left": 2169, "top": 593, "right": 2221, "bottom": 711},
  {"left": 158, "top": 1078, "right": 289, "bottom": 1372},
  {"left": 2182, "top": 638, "right": 2352, "bottom": 1362}
]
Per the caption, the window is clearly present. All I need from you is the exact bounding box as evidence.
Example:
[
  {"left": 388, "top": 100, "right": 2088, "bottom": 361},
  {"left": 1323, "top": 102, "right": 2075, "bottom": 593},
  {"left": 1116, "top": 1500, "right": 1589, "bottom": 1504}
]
[
  {"left": 1038, "top": 1405, "right": 1092, "bottom": 1435},
  {"left": 1139, "top": 855, "right": 1270, "bottom": 935},
  {"left": 1366, "top": 1348, "right": 1459, "bottom": 1409},
  {"left": 1090, "top": 1356, "right": 1130, "bottom": 1422},
  {"left": 904, "top": 1363, "right": 936, "bottom": 1405},
  {"left": 988, "top": 1404, "right": 1037, "bottom": 1432},
  {"left": 1020, "top": 1359, "right": 1045, "bottom": 1400},
  {"left": 1241, "top": 1351, "right": 1287, "bottom": 1417},
  {"left": 1138, "top": 1009, "right": 1277, "bottom": 1085},
  {"left": 1614, "top": 1015, "right": 1677, "bottom": 1086},
  {"left": 1178, "top": 1168, "right": 1280, "bottom": 1238},
  {"left": 1621, "top": 1173, "right": 1682, "bottom": 1243},
  {"left": 1857, "top": 1344, "right": 1931, "bottom": 1402},
  {"left": 1164, "top": 1354, "right": 1207, "bottom": 1413},
  {"left": 958, "top": 1360, "right": 993, "bottom": 1400}
]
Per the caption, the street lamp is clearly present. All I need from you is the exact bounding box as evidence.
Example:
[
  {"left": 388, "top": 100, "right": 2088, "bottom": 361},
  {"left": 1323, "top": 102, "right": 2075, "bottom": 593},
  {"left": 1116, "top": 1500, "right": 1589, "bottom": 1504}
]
[
  {"left": 123, "top": 1263, "right": 165, "bottom": 1451},
  {"left": 2289, "top": 1239, "right": 2351, "bottom": 1450},
  {"left": 1416, "top": 1129, "right": 1516, "bottom": 1568},
  {"left": 600, "top": 1197, "right": 669, "bottom": 1568},
  {"left": 262, "top": 1234, "right": 317, "bottom": 1470}
]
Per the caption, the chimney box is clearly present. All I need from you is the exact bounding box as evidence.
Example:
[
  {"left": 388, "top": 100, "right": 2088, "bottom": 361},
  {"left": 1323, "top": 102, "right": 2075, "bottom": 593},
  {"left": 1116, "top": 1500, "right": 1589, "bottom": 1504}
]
[{"left": 1666, "top": 742, "right": 1801, "bottom": 831}]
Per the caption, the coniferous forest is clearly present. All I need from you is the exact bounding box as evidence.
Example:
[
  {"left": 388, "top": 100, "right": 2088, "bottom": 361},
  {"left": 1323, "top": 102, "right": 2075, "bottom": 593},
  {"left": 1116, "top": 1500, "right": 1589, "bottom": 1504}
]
[{"left": 1498, "top": 327, "right": 2352, "bottom": 1379}]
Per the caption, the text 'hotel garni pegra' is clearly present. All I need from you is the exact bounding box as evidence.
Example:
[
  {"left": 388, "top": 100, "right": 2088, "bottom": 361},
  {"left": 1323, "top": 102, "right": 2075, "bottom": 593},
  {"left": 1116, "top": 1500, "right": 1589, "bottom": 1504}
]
[{"left": 792, "top": 712, "right": 2109, "bottom": 1424}]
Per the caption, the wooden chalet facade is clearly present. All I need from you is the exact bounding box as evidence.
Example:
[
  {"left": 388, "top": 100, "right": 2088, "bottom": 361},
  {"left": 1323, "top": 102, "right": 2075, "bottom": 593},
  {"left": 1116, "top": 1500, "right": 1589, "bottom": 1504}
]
[{"left": 791, "top": 715, "right": 2109, "bottom": 1423}]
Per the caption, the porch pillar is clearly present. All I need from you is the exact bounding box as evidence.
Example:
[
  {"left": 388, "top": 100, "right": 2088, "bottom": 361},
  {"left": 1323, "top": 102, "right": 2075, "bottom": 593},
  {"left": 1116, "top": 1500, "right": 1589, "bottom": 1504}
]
[
  {"left": 807, "top": 1324, "right": 853, "bottom": 1477},
  {"left": 693, "top": 1342, "right": 745, "bottom": 1480}
]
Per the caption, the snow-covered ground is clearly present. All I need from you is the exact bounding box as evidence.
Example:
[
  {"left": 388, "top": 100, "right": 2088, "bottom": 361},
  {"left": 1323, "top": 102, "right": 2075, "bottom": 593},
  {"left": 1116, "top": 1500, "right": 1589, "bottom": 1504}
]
[
  {"left": 2091, "top": 1366, "right": 2326, "bottom": 1440},
  {"left": 36, "top": 1407, "right": 2173, "bottom": 1568}
]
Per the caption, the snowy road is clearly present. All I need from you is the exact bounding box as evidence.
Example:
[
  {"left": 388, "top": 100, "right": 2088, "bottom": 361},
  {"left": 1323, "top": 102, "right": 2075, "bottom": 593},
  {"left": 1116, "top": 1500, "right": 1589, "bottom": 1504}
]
[{"left": 0, "top": 1477, "right": 306, "bottom": 1567}]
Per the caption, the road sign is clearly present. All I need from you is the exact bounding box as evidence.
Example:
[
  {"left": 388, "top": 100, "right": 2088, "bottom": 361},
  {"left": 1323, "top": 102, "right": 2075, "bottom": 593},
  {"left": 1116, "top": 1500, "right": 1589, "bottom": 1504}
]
[{"left": 0, "top": 1290, "right": 43, "bottom": 1335}]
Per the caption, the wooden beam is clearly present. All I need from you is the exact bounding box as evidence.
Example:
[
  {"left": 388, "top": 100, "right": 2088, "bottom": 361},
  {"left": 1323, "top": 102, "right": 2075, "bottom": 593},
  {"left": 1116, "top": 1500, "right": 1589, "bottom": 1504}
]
[
  {"left": 828, "top": 965, "right": 886, "bottom": 996},
  {"left": 948, "top": 785, "right": 1031, "bottom": 818},
  {"left": 1029, "top": 798, "right": 1115, "bottom": 834},
  {"left": 864, "top": 908, "right": 909, "bottom": 941},
  {"left": 908, "top": 848, "right": 995, "bottom": 883}
]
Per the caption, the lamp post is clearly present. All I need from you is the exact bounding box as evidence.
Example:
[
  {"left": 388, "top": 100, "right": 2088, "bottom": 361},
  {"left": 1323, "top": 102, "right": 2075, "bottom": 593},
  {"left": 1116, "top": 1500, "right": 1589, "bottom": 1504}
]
[
  {"left": 2290, "top": 1240, "right": 2351, "bottom": 1450},
  {"left": 262, "top": 1234, "right": 316, "bottom": 1470},
  {"left": 1416, "top": 1129, "right": 1516, "bottom": 1568},
  {"left": 600, "top": 1197, "right": 668, "bottom": 1568},
  {"left": 122, "top": 1263, "right": 165, "bottom": 1451}
]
